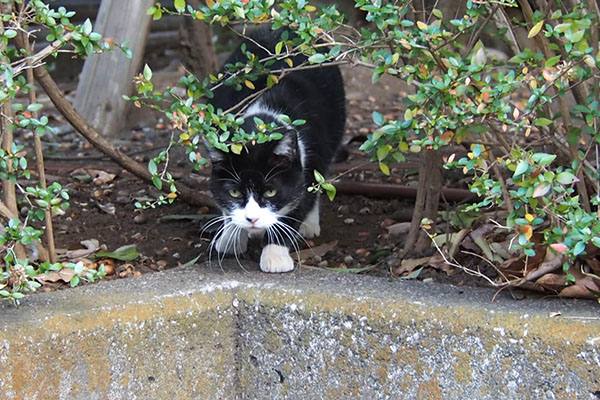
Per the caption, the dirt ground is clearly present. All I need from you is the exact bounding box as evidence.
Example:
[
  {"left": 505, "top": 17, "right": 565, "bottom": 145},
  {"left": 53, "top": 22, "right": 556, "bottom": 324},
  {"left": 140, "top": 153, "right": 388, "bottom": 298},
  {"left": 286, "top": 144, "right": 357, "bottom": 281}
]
[{"left": 30, "top": 54, "right": 496, "bottom": 291}]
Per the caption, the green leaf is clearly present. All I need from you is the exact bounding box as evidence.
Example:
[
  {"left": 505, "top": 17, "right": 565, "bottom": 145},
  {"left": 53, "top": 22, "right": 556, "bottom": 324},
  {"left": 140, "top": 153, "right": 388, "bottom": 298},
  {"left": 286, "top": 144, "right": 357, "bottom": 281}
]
[
  {"left": 513, "top": 160, "right": 529, "bottom": 178},
  {"left": 148, "top": 159, "right": 157, "bottom": 175},
  {"left": 174, "top": 0, "right": 186, "bottom": 12},
  {"left": 556, "top": 171, "right": 576, "bottom": 185},
  {"left": 82, "top": 18, "right": 92, "bottom": 35},
  {"left": 27, "top": 103, "right": 43, "bottom": 112},
  {"left": 95, "top": 245, "right": 140, "bottom": 261},
  {"left": 3, "top": 29, "right": 17, "bottom": 39},
  {"left": 230, "top": 143, "right": 243, "bottom": 154},
  {"left": 322, "top": 183, "right": 336, "bottom": 201},
  {"left": 143, "top": 64, "right": 152, "bottom": 80},
  {"left": 532, "top": 183, "right": 551, "bottom": 198},
  {"left": 534, "top": 118, "right": 553, "bottom": 127},
  {"left": 573, "top": 241, "right": 586, "bottom": 256},
  {"left": 377, "top": 145, "right": 390, "bottom": 161},
  {"left": 528, "top": 20, "right": 544, "bottom": 38},
  {"left": 379, "top": 162, "right": 390, "bottom": 176},
  {"left": 275, "top": 41, "right": 284, "bottom": 55},
  {"left": 313, "top": 169, "right": 325, "bottom": 183},
  {"left": 89, "top": 32, "right": 102, "bottom": 41},
  {"left": 399, "top": 266, "right": 423, "bottom": 280},
  {"left": 152, "top": 175, "right": 162, "bottom": 190},
  {"left": 372, "top": 111, "right": 384, "bottom": 126},
  {"left": 179, "top": 255, "right": 201, "bottom": 268},
  {"left": 544, "top": 55, "right": 561, "bottom": 67},
  {"left": 531, "top": 153, "right": 556, "bottom": 166},
  {"left": 308, "top": 53, "right": 326, "bottom": 64},
  {"left": 70, "top": 275, "right": 80, "bottom": 287}
]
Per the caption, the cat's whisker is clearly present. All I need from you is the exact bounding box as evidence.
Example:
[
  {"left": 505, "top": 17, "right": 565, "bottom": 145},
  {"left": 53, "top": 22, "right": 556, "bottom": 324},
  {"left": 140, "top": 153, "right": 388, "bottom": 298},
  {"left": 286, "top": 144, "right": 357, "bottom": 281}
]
[
  {"left": 232, "top": 226, "right": 251, "bottom": 274},
  {"left": 216, "top": 178, "right": 240, "bottom": 184},
  {"left": 218, "top": 223, "right": 237, "bottom": 267},
  {"left": 264, "top": 164, "right": 280, "bottom": 182},
  {"left": 270, "top": 223, "right": 300, "bottom": 264},
  {"left": 274, "top": 221, "right": 313, "bottom": 265},
  {"left": 276, "top": 216, "right": 313, "bottom": 249},
  {"left": 208, "top": 222, "right": 229, "bottom": 273},
  {"left": 275, "top": 222, "right": 303, "bottom": 254},
  {"left": 219, "top": 168, "right": 241, "bottom": 184},
  {"left": 201, "top": 215, "right": 229, "bottom": 238}
]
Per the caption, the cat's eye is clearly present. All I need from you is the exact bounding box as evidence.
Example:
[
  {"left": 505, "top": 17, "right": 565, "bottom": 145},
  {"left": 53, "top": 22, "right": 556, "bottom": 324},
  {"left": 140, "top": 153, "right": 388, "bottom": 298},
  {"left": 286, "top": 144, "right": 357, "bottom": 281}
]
[
  {"left": 264, "top": 189, "right": 277, "bottom": 198},
  {"left": 228, "top": 189, "right": 242, "bottom": 198}
]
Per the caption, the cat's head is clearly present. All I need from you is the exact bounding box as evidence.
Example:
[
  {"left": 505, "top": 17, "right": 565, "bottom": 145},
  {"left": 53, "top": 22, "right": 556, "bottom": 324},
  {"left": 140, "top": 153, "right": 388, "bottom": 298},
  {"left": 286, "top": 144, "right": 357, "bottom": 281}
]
[{"left": 208, "top": 119, "right": 303, "bottom": 232}]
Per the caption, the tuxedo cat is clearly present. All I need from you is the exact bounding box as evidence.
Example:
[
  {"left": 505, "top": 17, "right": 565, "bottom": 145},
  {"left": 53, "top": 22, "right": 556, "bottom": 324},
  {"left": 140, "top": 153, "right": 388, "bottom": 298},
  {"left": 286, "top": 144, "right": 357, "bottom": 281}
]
[{"left": 206, "top": 26, "right": 345, "bottom": 273}]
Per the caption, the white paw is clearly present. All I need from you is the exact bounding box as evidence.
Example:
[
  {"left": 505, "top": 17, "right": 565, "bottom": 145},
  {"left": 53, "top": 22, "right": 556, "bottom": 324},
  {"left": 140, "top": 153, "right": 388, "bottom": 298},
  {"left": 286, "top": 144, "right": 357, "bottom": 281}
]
[
  {"left": 299, "top": 201, "right": 320, "bottom": 238},
  {"left": 215, "top": 227, "right": 248, "bottom": 254},
  {"left": 299, "top": 221, "right": 320, "bottom": 238},
  {"left": 260, "top": 244, "right": 295, "bottom": 273}
]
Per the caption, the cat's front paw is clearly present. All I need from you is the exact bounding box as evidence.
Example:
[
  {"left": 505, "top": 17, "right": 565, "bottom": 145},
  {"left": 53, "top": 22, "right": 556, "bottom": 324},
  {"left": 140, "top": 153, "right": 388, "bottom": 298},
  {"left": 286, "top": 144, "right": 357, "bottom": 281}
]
[
  {"left": 260, "top": 244, "right": 295, "bottom": 273},
  {"left": 300, "top": 202, "right": 320, "bottom": 238},
  {"left": 299, "top": 221, "right": 320, "bottom": 238}
]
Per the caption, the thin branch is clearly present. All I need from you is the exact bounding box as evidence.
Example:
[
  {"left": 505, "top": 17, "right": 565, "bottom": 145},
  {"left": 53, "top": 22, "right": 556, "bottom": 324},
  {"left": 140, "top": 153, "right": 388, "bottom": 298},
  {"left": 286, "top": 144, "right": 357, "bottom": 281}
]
[
  {"left": 19, "top": 30, "right": 56, "bottom": 263},
  {"left": 14, "top": 33, "right": 215, "bottom": 208}
]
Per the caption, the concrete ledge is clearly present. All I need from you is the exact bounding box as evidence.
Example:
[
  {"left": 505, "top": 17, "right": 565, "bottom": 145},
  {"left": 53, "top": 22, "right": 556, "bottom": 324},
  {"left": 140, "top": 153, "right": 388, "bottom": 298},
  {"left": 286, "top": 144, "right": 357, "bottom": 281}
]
[{"left": 1, "top": 264, "right": 599, "bottom": 399}]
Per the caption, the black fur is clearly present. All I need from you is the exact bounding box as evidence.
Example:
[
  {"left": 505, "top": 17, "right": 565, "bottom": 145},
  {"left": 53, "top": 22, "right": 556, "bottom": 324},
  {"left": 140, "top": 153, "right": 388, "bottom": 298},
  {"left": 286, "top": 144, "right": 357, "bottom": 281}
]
[{"left": 208, "top": 26, "right": 345, "bottom": 257}]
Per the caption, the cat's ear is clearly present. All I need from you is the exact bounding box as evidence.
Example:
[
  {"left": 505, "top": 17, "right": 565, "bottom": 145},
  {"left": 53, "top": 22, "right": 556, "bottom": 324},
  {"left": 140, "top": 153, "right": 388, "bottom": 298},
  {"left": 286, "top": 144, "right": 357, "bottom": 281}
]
[
  {"left": 202, "top": 139, "right": 225, "bottom": 164},
  {"left": 273, "top": 131, "right": 298, "bottom": 160}
]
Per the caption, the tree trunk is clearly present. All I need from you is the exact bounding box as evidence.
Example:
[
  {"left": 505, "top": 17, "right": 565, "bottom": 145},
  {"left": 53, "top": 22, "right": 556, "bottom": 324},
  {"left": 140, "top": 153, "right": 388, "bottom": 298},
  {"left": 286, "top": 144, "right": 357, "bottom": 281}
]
[
  {"left": 179, "top": 0, "right": 217, "bottom": 78},
  {"left": 74, "top": 0, "right": 154, "bottom": 138},
  {"left": 403, "top": 148, "right": 443, "bottom": 253}
]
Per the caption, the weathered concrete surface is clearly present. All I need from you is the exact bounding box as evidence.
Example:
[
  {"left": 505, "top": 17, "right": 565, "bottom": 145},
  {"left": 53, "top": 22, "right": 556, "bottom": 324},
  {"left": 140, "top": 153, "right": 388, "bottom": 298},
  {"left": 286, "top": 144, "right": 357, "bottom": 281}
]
[{"left": 0, "top": 263, "right": 598, "bottom": 400}]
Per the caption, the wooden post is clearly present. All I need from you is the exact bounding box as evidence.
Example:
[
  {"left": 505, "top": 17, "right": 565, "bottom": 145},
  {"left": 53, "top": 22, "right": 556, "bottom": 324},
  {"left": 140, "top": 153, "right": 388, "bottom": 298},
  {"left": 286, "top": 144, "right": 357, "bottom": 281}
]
[{"left": 74, "top": 0, "right": 154, "bottom": 138}]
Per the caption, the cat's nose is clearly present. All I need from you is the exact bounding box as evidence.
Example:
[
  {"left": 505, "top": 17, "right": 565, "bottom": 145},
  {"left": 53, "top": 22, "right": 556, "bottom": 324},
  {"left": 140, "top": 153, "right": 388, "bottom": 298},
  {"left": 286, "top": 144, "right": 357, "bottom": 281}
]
[{"left": 246, "top": 217, "right": 259, "bottom": 224}]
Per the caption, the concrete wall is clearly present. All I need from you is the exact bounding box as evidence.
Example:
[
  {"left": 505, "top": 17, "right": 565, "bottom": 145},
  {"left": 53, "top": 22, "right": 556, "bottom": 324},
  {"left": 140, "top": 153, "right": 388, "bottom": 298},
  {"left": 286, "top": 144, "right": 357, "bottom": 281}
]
[{"left": 0, "top": 264, "right": 598, "bottom": 399}]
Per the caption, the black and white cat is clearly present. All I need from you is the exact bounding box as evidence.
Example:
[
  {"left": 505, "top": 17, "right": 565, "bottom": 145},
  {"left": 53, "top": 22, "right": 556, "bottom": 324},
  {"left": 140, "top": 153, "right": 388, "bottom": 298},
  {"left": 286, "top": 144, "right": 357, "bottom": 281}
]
[{"left": 206, "top": 27, "right": 345, "bottom": 273}]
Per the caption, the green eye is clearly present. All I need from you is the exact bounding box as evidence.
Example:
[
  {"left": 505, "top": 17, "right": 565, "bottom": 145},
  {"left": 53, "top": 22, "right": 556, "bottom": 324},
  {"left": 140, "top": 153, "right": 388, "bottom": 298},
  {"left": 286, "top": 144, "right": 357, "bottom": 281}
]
[
  {"left": 264, "top": 189, "right": 277, "bottom": 198},
  {"left": 228, "top": 189, "right": 242, "bottom": 198}
]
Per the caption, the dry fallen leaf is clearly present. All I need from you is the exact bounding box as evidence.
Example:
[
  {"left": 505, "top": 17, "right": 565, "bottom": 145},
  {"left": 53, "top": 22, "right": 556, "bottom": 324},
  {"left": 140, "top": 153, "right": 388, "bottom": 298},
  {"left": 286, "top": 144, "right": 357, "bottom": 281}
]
[
  {"left": 61, "top": 239, "right": 102, "bottom": 260},
  {"left": 427, "top": 253, "right": 454, "bottom": 273},
  {"left": 36, "top": 268, "right": 76, "bottom": 284},
  {"left": 393, "top": 256, "right": 431, "bottom": 276},
  {"left": 385, "top": 222, "right": 411, "bottom": 236},
  {"left": 85, "top": 169, "right": 117, "bottom": 185},
  {"left": 291, "top": 240, "right": 338, "bottom": 262},
  {"left": 558, "top": 279, "right": 600, "bottom": 299},
  {"left": 95, "top": 201, "right": 116, "bottom": 216}
]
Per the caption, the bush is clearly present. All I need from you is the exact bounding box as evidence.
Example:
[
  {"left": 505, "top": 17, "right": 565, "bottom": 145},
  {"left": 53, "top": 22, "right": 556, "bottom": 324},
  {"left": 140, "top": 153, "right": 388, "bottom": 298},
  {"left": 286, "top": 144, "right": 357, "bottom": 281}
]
[
  {"left": 0, "top": 0, "right": 128, "bottom": 304},
  {"left": 136, "top": 0, "right": 600, "bottom": 297}
]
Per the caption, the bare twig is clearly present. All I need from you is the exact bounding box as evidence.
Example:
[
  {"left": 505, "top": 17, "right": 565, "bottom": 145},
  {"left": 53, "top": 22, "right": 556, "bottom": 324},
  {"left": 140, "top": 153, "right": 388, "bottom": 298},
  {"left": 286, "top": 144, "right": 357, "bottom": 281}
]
[{"left": 18, "top": 30, "right": 56, "bottom": 263}]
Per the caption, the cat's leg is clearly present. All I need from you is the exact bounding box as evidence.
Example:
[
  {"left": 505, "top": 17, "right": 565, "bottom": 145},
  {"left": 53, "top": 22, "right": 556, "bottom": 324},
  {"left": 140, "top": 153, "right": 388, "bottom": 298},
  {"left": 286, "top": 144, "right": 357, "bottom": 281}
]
[
  {"left": 299, "top": 197, "right": 320, "bottom": 238},
  {"left": 214, "top": 224, "right": 248, "bottom": 254},
  {"left": 260, "top": 244, "right": 294, "bottom": 273}
]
